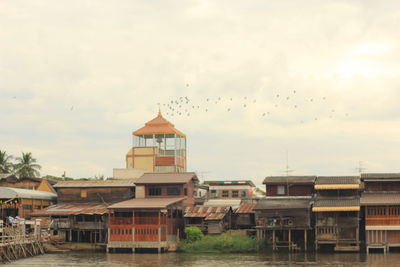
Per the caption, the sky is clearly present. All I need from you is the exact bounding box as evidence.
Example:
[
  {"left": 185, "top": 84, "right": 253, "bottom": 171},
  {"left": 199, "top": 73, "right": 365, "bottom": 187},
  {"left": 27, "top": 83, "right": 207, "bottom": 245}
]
[{"left": 1, "top": 0, "right": 400, "bottom": 186}]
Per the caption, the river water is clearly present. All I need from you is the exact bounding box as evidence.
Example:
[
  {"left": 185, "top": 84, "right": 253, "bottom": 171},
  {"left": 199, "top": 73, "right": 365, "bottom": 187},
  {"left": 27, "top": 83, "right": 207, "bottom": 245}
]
[{"left": 8, "top": 251, "right": 400, "bottom": 266}]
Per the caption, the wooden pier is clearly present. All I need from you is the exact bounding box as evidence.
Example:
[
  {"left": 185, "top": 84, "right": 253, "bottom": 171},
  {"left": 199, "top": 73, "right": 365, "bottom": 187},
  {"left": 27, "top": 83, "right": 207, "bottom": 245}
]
[{"left": 0, "top": 219, "right": 44, "bottom": 263}]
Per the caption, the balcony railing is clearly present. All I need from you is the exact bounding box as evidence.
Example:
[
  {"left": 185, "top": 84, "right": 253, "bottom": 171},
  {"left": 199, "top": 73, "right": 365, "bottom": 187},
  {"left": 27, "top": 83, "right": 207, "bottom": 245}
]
[{"left": 366, "top": 217, "right": 400, "bottom": 226}]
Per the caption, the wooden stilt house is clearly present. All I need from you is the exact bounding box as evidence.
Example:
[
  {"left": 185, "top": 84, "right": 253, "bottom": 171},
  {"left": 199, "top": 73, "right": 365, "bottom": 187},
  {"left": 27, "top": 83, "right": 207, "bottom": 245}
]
[
  {"left": 361, "top": 173, "right": 400, "bottom": 253},
  {"left": 107, "top": 172, "right": 198, "bottom": 252},
  {"left": 313, "top": 176, "right": 361, "bottom": 252},
  {"left": 107, "top": 197, "right": 184, "bottom": 252},
  {"left": 255, "top": 176, "right": 316, "bottom": 251},
  {"left": 31, "top": 179, "right": 136, "bottom": 244}
]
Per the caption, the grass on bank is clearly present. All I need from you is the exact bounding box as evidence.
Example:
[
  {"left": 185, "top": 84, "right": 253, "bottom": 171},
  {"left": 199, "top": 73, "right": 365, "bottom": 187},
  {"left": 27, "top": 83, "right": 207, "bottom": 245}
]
[{"left": 179, "top": 227, "right": 261, "bottom": 253}]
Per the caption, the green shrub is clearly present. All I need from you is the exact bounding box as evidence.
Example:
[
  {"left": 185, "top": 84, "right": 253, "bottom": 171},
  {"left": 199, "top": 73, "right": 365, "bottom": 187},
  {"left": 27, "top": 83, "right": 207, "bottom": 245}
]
[
  {"left": 184, "top": 227, "right": 204, "bottom": 243},
  {"left": 179, "top": 234, "right": 258, "bottom": 253}
]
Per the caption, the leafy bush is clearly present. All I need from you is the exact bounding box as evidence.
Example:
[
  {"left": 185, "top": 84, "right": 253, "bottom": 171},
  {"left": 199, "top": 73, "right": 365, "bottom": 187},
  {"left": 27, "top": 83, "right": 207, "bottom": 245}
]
[
  {"left": 179, "top": 234, "right": 258, "bottom": 253},
  {"left": 184, "top": 227, "right": 204, "bottom": 243}
]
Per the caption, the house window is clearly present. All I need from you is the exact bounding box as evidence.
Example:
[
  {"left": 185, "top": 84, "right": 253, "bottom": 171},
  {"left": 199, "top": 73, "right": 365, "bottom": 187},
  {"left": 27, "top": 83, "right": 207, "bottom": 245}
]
[
  {"left": 81, "top": 189, "right": 87, "bottom": 198},
  {"left": 184, "top": 188, "right": 188, "bottom": 196},
  {"left": 277, "top": 185, "right": 285, "bottom": 195},
  {"left": 241, "top": 191, "right": 247, "bottom": 197},
  {"left": 149, "top": 187, "right": 162, "bottom": 196},
  {"left": 232, "top": 190, "right": 239, "bottom": 198},
  {"left": 167, "top": 186, "right": 181, "bottom": 196},
  {"left": 222, "top": 190, "right": 229, "bottom": 197}
]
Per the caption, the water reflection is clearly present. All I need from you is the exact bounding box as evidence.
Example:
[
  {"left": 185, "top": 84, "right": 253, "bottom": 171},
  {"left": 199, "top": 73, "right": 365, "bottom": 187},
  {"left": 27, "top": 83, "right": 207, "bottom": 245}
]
[{"left": 10, "top": 251, "right": 400, "bottom": 266}]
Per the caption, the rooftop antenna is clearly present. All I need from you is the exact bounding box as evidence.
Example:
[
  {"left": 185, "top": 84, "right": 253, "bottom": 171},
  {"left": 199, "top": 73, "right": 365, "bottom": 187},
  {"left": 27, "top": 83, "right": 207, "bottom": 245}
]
[
  {"left": 355, "top": 161, "right": 366, "bottom": 174},
  {"left": 284, "top": 150, "right": 294, "bottom": 176}
]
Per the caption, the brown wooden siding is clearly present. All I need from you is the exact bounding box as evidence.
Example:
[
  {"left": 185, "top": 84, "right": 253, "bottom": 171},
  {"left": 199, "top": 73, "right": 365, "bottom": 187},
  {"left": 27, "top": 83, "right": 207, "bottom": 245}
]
[
  {"left": 365, "top": 182, "right": 400, "bottom": 192},
  {"left": 57, "top": 187, "right": 134, "bottom": 203},
  {"left": 266, "top": 184, "right": 313, "bottom": 197}
]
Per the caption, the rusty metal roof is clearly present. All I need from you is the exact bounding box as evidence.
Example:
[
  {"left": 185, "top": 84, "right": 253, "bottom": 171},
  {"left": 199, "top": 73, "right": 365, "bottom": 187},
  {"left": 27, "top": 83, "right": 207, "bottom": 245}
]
[
  {"left": 31, "top": 203, "right": 109, "bottom": 216},
  {"left": 184, "top": 206, "right": 230, "bottom": 220},
  {"left": 263, "top": 176, "right": 316, "bottom": 184},
  {"left": 361, "top": 193, "right": 400, "bottom": 206},
  {"left": 235, "top": 203, "right": 256, "bottom": 214},
  {"left": 135, "top": 172, "right": 198, "bottom": 184},
  {"left": 54, "top": 179, "right": 137, "bottom": 188},
  {"left": 108, "top": 197, "right": 185, "bottom": 209},
  {"left": 315, "top": 176, "right": 360, "bottom": 185}
]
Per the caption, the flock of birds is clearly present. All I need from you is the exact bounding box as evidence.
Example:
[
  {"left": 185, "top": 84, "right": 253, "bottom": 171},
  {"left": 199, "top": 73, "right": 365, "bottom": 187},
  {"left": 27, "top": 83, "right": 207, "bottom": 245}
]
[{"left": 158, "top": 86, "right": 349, "bottom": 124}]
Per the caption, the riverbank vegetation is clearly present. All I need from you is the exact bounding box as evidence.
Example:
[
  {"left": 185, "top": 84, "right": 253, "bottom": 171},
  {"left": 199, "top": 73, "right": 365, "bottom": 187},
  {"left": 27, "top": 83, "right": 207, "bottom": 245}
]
[{"left": 179, "top": 227, "right": 260, "bottom": 253}]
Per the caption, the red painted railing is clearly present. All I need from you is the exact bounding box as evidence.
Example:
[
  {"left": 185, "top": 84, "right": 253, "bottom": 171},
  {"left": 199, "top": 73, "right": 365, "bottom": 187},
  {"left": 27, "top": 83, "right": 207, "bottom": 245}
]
[
  {"left": 366, "top": 217, "right": 400, "bottom": 226},
  {"left": 134, "top": 225, "right": 160, "bottom": 242},
  {"left": 109, "top": 226, "right": 133, "bottom": 241}
]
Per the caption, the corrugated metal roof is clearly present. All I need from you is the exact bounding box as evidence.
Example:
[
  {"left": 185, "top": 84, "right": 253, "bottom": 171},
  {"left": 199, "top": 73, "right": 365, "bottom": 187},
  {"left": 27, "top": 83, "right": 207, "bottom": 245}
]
[
  {"left": 313, "top": 197, "right": 360, "bottom": 208},
  {"left": 361, "top": 173, "right": 400, "bottom": 179},
  {"left": 253, "top": 198, "right": 311, "bottom": 210},
  {"left": 31, "top": 203, "right": 108, "bottom": 216},
  {"left": 184, "top": 206, "right": 229, "bottom": 221},
  {"left": 135, "top": 172, "right": 198, "bottom": 184},
  {"left": 361, "top": 193, "right": 400, "bottom": 206},
  {"left": 108, "top": 197, "right": 184, "bottom": 209},
  {"left": 54, "top": 179, "right": 137, "bottom": 188},
  {"left": 315, "top": 176, "right": 360, "bottom": 185},
  {"left": 0, "top": 187, "right": 57, "bottom": 201},
  {"left": 235, "top": 203, "right": 256, "bottom": 214},
  {"left": 203, "top": 199, "right": 241, "bottom": 207},
  {"left": 263, "top": 176, "right": 316, "bottom": 184}
]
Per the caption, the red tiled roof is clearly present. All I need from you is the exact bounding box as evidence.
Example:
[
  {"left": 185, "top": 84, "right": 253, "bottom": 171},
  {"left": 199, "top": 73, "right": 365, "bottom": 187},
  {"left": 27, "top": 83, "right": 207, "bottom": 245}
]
[
  {"left": 361, "top": 193, "right": 400, "bottom": 206},
  {"left": 235, "top": 203, "right": 255, "bottom": 214},
  {"left": 184, "top": 206, "right": 229, "bottom": 221},
  {"left": 31, "top": 203, "right": 109, "bottom": 216},
  {"left": 132, "top": 112, "right": 186, "bottom": 137}
]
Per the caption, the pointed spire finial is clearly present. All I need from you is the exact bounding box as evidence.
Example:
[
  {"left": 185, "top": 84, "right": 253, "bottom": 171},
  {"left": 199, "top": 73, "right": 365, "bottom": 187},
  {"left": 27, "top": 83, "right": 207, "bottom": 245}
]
[{"left": 157, "top": 103, "right": 162, "bottom": 116}]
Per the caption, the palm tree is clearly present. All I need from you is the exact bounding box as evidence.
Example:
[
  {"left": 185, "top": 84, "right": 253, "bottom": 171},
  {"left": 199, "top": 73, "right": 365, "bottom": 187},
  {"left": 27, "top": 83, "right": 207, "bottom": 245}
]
[
  {"left": 0, "top": 150, "right": 14, "bottom": 174},
  {"left": 14, "top": 152, "right": 41, "bottom": 178}
]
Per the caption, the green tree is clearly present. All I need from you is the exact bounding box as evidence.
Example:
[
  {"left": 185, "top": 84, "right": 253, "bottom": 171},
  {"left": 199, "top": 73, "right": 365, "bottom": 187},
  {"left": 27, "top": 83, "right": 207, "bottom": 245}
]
[
  {"left": 184, "top": 227, "right": 204, "bottom": 243},
  {"left": 0, "top": 150, "right": 14, "bottom": 174},
  {"left": 14, "top": 152, "right": 41, "bottom": 178}
]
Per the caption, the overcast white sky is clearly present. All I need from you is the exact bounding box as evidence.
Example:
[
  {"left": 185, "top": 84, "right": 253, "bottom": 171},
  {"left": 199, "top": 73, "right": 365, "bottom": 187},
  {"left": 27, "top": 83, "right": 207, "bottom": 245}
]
[{"left": 1, "top": 1, "right": 400, "bottom": 185}]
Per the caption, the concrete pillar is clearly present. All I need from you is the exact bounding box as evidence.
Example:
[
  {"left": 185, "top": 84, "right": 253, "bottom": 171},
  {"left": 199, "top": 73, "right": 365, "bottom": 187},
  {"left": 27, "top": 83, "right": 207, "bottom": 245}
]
[{"left": 288, "top": 230, "right": 291, "bottom": 251}]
